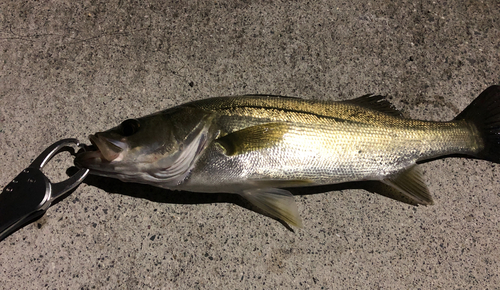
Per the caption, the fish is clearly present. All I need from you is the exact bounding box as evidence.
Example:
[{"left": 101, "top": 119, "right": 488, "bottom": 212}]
[{"left": 75, "top": 85, "right": 500, "bottom": 228}]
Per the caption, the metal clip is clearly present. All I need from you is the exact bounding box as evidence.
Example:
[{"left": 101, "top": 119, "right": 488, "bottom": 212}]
[{"left": 0, "top": 139, "right": 89, "bottom": 241}]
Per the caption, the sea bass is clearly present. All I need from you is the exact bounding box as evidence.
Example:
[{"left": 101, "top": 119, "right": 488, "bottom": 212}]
[{"left": 75, "top": 86, "right": 500, "bottom": 228}]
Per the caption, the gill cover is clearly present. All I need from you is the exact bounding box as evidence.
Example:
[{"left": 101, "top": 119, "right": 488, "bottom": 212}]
[{"left": 148, "top": 115, "right": 212, "bottom": 185}]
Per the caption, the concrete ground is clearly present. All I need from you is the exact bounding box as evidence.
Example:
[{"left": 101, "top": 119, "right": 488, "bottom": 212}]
[{"left": 1, "top": 0, "right": 499, "bottom": 289}]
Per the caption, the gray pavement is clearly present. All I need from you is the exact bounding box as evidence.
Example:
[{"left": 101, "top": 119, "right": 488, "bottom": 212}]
[{"left": 1, "top": 1, "right": 499, "bottom": 289}]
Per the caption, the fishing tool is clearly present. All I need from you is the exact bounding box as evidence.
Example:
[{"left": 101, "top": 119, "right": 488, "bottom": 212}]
[{"left": 0, "top": 139, "right": 89, "bottom": 241}]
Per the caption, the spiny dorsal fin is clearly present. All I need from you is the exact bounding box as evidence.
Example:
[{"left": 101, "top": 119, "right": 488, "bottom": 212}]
[
  {"left": 216, "top": 123, "right": 289, "bottom": 155},
  {"left": 343, "top": 94, "right": 402, "bottom": 117},
  {"left": 382, "top": 165, "right": 434, "bottom": 205},
  {"left": 240, "top": 188, "right": 303, "bottom": 228}
]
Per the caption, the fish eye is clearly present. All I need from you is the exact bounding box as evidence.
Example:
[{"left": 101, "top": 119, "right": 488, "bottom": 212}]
[{"left": 120, "top": 119, "right": 141, "bottom": 136}]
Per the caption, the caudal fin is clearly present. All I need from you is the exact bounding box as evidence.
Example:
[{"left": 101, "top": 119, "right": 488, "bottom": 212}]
[{"left": 455, "top": 85, "right": 500, "bottom": 163}]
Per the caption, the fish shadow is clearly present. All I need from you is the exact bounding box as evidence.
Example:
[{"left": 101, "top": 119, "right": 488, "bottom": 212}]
[{"left": 67, "top": 167, "right": 419, "bottom": 230}]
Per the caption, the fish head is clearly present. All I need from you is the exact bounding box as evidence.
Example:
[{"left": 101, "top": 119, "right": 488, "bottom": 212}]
[{"left": 75, "top": 107, "right": 211, "bottom": 185}]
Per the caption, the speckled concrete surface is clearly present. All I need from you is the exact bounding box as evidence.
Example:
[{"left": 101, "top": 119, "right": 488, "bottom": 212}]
[{"left": 1, "top": 1, "right": 499, "bottom": 289}]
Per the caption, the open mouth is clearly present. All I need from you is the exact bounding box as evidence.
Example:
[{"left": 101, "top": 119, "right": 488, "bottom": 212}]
[
  {"left": 88, "top": 134, "right": 125, "bottom": 162},
  {"left": 75, "top": 134, "right": 127, "bottom": 168}
]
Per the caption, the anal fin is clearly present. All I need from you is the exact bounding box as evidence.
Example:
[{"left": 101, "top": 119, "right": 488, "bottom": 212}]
[
  {"left": 240, "top": 188, "right": 303, "bottom": 228},
  {"left": 382, "top": 165, "right": 434, "bottom": 205}
]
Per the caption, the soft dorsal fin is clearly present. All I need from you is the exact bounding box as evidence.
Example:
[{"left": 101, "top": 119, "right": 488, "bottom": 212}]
[
  {"left": 382, "top": 165, "right": 434, "bottom": 205},
  {"left": 343, "top": 94, "right": 402, "bottom": 117},
  {"left": 216, "top": 123, "right": 289, "bottom": 155}
]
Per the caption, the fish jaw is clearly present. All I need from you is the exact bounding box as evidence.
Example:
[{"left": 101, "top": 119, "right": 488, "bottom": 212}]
[
  {"left": 89, "top": 134, "right": 127, "bottom": 162},
  {"left": 75, "top": 140, "right": 151, "bottom": 183},
  {"left": 74, "top": 133, "right": 128, "bottom": 173}
]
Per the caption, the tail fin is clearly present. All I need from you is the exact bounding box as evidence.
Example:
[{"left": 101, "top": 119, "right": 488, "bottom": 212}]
[{"left": 455, "top": 85, "right": 500, "bottom": 163}]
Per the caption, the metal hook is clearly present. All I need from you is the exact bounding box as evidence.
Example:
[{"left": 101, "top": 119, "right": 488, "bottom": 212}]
[{"left": 29, "top": 138, "right": 89, "bottom": 202}]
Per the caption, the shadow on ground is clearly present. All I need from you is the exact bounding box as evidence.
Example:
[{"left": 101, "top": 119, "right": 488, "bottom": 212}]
[{"left": 66, "top": 166, "right": 423, "bottom": 230}]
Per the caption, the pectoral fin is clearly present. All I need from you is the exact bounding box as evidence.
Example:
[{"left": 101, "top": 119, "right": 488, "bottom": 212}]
[
  {"left": 240, "top": 188, "right": 303, "bottom": 228},
  {"left": 216, "top": 123, "right": 289, "bottom": 155},
  {"left": 382, "top": 165, "right": 434, "bottom": 205}
]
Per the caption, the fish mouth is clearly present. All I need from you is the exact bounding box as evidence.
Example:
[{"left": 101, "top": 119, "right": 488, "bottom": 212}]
[
  {"left": 75, "top": 134, "right": 127, "bottom": 168},
  {"left": 88, "top": 134, "right": 126, "bottom": 162}
]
